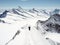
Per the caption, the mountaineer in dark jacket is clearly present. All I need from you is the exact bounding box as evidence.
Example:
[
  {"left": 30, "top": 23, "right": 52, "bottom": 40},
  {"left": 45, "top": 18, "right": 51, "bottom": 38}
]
[{"left": 28, "top": 26, "right": 31, "bottom": 31}]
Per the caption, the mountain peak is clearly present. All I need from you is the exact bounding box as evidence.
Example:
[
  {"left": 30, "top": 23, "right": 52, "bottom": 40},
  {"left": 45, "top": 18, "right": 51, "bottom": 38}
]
[{"left": 0, "top": 10, "right": 9, "bottom": 18}]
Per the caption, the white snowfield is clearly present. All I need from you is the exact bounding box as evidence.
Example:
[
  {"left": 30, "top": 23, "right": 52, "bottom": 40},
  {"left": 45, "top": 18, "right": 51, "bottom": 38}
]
[
  {"left": 0, "top": 23, "right": 51, "bottom": 45},
  {"left": 0, "top": 8, "right": 60, "bottom": 45},
  {"left": 45, "top": 32, "right": 60, "bottom": 43}
]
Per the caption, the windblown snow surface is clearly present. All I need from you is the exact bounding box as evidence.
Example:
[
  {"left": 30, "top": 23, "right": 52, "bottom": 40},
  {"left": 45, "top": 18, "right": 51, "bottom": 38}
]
[{"left": 0, "top": 7, "right": 60, "bottom": 45}]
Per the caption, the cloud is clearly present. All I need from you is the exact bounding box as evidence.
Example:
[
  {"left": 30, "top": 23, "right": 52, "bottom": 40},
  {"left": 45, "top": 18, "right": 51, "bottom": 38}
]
[{"left": 20, "top": 0, "right": 28, "bottom": 1}]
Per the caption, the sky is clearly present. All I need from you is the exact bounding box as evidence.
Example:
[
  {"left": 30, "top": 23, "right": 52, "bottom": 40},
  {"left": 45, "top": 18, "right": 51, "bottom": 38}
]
[{"left": 0, "top": 0, "right": 60, "bottom": 9}]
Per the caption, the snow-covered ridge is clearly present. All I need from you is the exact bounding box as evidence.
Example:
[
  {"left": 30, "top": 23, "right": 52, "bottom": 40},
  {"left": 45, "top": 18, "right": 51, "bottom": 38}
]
[
  {"left": 0, "top": 6, "right": 60, "bottom": 45},
  {"left": 0, "top": 6, "right": 50, "bottom": 24}
]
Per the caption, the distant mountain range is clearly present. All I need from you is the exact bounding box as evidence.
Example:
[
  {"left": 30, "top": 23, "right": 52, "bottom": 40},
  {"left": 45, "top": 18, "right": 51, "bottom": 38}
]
[{"left": 0, "top": 6, "right": 60, "bottom": 18}]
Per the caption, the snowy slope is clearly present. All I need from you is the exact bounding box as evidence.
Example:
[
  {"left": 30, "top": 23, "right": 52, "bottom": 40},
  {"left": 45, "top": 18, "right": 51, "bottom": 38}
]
[{"left": 0, "top": 7, "right": 60, "bottom": 45}]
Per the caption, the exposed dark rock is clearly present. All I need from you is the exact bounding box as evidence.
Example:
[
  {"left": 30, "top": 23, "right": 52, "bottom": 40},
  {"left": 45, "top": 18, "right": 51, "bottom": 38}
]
[
  {"left": 37, "top": 14, "right": 60, "bottom": 33},
  {"left": 0, "top": 19, "right": 5, "bottom": 23},
  {"left": 0, "top": 10, "right": 9, "bottom": 18}
]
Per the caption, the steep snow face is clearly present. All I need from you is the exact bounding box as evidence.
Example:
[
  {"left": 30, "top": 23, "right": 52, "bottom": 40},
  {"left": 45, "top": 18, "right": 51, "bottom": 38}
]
[
  {"left": 0, "top": 8, "right": 49, "bottom": 24},
  {"left": 8, "top": 7, "right": 50, "bottom": 20}
]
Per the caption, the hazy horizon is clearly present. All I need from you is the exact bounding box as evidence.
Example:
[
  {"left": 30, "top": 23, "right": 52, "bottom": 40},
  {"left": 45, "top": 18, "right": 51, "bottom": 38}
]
[{"left": 0, "top": 0, "right": 60, "bottom": 9}]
